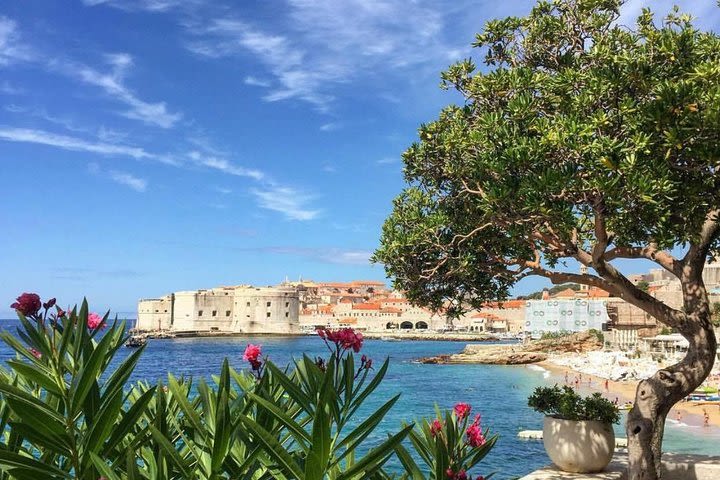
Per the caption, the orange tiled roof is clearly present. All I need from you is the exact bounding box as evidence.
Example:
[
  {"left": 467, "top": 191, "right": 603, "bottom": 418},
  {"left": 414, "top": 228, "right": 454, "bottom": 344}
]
[{"left": 352, "top": 303, "right": 381, "bottom": 311}]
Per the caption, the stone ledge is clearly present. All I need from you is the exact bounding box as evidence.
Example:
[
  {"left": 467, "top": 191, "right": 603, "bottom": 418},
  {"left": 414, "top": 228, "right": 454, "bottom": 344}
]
[{"left": 520, "top": 453, "right": 720, "bottom": 480}]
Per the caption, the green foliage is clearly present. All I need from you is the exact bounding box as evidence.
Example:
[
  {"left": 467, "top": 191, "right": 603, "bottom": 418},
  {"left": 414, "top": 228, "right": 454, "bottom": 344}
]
[
  {"left": 396, "top": 407, "right": 497, "bottom": 480},
  {"left": 0, "top": 298, "right": 498, "bottom": 480},
  {"left": 711, "top": 302, "right": 720, "bottom": 327},
  {"left": 528, "top": 385, "right": 620, "bottom": 424},
  {"left": 539, "top": 330, "right": 573, "bottom": 340},
  {"left": 374, "top": 0, "right": 720, "bottom": 315},
  {"left": 636, "top": 281, "right": 650, "bottom": 292},
  {"left": 522, "top": 284, "right": 581, "bottom": 300}
]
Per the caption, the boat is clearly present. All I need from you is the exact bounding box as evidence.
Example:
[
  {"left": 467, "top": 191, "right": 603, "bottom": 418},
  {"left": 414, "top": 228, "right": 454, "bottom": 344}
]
[{"left": 125, "top": 335, "right": 147, "bottom": 348}]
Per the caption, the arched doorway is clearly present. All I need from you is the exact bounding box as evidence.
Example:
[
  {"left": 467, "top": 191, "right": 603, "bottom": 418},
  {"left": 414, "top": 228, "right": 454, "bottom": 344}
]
[
  {"left": 415, "top": 321, "right": 428, "bottom": 329},
  {"left": 386, "top": 322, "right": 398, "bottom": 329},
  {"left": 400, "top": 321, "right": 413, "bottom": 330}
]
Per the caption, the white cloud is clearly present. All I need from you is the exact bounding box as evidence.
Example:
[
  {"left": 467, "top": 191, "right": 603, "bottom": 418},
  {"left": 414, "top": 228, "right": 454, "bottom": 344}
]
[
  {"left": 251, "top": 246, "right": 372, "bottom": 265},
  {"left": 250, "top": 185, "right": 321, "bottom": 221},
  {"left": 5, "top": 104, "right": 92, "bottom": 134},
  {"left": 182, "top": 1, "right": 454, "bottom": 109},
  {"left": 376, "top": 156, "right": 398, "bottom": 165},
  {"left": 188, "top": 151, "right": 265, "bottom": 180},
  {"left": 244, "top": 76, "right": 271, "bottom": 87},
  {"left": 81, "top": 0, "right": 190, "bottom": 12},
  {"left": 109, "top": 170, "right": 148, "bottom": 191},
  {"left": 0, "top": 127, "right": 163, "bottom": 160},
  {"left": 55, "top": 54, "right": 182, "bottom": 128},
  {"left": 0, "top": 16, "right": 32, "bottom": 65},
  {"left": 88, "top": 162, "right": 148, "bottom": 192},
  {"left": 319, "top": 122, "right": 340, "bottom": 132}
]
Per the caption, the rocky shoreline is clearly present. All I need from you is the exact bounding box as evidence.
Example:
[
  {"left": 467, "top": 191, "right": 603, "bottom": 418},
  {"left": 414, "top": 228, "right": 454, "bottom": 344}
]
[{"left": 418, "top": 331, "right": 602, "bottom": 365}]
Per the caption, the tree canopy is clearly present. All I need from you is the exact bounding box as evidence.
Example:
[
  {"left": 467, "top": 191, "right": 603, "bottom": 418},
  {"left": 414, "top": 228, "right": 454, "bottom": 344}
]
[{"left": 374, "top": 0, "right": 720, "bottom": 318}]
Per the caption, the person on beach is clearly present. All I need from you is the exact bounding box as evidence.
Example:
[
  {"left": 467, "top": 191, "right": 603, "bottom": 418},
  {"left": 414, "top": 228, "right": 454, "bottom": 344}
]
[
  {"left": 604, "top": 379, "right": 609, "bottom": 392},
  {"left": 703, "top": 409, "right": 710, "bottom": 427},
  {"left": 676, "top": 410, "right": 682, "bottom": 422},
  {"left": 564, "top": 372, "right": 569, "bottom": 384}
]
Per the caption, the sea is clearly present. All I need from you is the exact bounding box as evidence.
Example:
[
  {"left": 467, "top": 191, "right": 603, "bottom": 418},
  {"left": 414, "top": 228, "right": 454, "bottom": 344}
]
[{"left": 0, "top": 319, "right": 718, "bottom": 479}]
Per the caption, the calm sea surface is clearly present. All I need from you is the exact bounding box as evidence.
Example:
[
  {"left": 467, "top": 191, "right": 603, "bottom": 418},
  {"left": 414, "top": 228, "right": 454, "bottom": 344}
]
[{"left": 0, "top": 319, "right": 718, "bottom": 478}]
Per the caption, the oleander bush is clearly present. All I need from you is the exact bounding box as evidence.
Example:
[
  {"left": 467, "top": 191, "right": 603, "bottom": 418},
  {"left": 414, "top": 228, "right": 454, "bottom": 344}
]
[
  {"left": 0, "top": 295, "right": 497, "bottom": 480},
  {"left": 528, "top": 385, "right": 620, "bottom": 424}
]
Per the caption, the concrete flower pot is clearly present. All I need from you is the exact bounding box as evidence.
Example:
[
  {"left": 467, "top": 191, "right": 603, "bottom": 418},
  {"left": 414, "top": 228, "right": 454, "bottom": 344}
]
[{"left": 542, "top": 416, "right": 615, "bottom": 473}]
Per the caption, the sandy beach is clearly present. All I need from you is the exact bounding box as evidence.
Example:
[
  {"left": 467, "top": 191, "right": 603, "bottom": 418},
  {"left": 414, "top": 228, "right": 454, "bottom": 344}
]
[{"left": 537, "top": 360, "right": 720, "bottom": 429}]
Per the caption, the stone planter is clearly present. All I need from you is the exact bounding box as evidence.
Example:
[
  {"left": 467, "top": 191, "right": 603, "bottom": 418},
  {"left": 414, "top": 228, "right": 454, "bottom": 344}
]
[{"left": 542, "top": 416, "right": 615, "bottom": 473}]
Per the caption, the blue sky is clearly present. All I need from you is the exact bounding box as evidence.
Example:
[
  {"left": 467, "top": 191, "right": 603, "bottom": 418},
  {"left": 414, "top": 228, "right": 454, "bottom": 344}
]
[{"left": 1, "top": 0, "right": 718, "bottom": 317}]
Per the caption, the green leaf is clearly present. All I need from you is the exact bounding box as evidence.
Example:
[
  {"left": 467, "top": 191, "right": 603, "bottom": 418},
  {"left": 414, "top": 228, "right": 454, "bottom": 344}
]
[
  {"left": 0, "top": 450, "right": 71, "bottom": 479},
  {"left": 237, "top": 416, "right": 305, "bottom": 480}
]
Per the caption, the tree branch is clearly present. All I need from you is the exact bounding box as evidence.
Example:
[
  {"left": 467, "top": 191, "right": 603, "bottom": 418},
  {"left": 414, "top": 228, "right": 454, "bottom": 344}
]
[{"left": 605, "top": 244, "right": 682, "bottom": 278}]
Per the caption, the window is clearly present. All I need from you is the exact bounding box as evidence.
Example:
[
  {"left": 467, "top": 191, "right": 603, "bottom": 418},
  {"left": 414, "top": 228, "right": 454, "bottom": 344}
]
[
  {"left": 198, "top": 310, "right": 203, "bottom": 316},
  {"left": 266, "top": 302, "right": 271, "bottom": 307},
  {"left": 266, "top": 312, "right": 271, "bottom": 318},
  {"left": 246, "top": 302, "right": 251, "bottom": 307},
  {"left": 212, "top": 310, "right": 217, "bottom": 317},
  {"left": 225, "top": 310, "right": 231, "bottom": 317},
  {"left": 285, "top": 312, "right": 289, "bottom": 318},
  {"left": 285, "top": 302, "right": 289, "bottom": 307}
]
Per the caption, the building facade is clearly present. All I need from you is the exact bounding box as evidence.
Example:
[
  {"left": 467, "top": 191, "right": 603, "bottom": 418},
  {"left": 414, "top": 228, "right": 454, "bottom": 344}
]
[{"left": 137, "top": 285, "right": 300, "bottom": 334}]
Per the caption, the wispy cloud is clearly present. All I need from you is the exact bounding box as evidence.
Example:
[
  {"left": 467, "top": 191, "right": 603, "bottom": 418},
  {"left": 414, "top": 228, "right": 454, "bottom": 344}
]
[
  {"left": 244, "top": 246, "right": 372, "bottom": 265},
  {"left": 215, "top": 186, "right": 232, "bottom": 194},
  {"left": 376, "top": 156, "right": 398, "bottom": 165},
  {"left": 54, "top": 53, "right": 182, "bottom": 128},
  {"left": 188, "top": 151, "right": 265, "bottom": 180},
  {"left": 5, "top": 104, "right": 93, "bottom": 134},
  {"left": 244, "top": 76, "right": 271, "bottom": 87},
  {"left": 250, "top": 185, "right": 321, "bottom": 221},
  {"left": 108, "top": 170, "right": 148, "bottom": 191},
  {"left": 0, "top": 126, "right": 166, "bottom": 161},
  {"left": 88, "top": 162, "right": 148, "bottom": 192},
  {"left": 0, "top": 16, "right": 32, "bottom": 65},
  {"left": 184, "top": 0, "right": 453, "bottom": 110},
  {"left": 81, "top": 0, "right": 191, "bottom": 12},
  {"left": 319, "top": 122, "right": 340, "bottom": 132}
]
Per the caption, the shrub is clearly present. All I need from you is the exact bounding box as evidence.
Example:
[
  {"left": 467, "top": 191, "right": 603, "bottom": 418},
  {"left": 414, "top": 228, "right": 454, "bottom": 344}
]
[
  {"left": 0, "top": 295, "right": 497, "bottom": 480},
  {"left": 528, "top": 385, "right": 620, "bottom": 424}
]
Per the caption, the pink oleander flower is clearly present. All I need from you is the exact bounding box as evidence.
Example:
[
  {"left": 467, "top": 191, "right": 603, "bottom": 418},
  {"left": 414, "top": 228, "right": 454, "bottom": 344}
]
[
  {"left": 317, "top": 327, "right": 363, "bottom": 352},
  {"left": 430, "top": 419, "right": 443, "bottom": 437},
  {"left": 454, "top": 402, "right": 472, "bottom": 420},
  {"left": 466, "top": 414, "right": 486, "bottom": 447},
  {"left": 11, "top": 293, "right": 42, "bottom": 317},
  {"left": 243, "top": 344, "right": 263, "bottom": 370},
  {"left": 29, "top": 348, "right": 42, "bottom": 359},
  {"left": 57, "top": 307, "right": 66, "bottom": 318},
  {"left": 446, "top": 469, "right": 469, "bottom": 480},
  {"left": 87, "top": 312, "right": 105, "bottom": 329}
]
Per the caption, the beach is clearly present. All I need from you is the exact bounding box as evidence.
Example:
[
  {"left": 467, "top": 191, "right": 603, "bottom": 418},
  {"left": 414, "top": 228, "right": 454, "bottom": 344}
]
[{"left": 538, "top": 360, "right": 720, "bottom": 429}]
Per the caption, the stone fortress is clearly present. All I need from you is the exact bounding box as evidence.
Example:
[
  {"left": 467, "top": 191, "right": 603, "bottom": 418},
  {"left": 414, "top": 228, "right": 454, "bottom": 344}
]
[{"left": 136, "top": 285, "right": 300, "bottom": 335}]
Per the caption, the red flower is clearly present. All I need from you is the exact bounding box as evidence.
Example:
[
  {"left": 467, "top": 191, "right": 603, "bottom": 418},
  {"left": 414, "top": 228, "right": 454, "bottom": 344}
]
[
  {"left": 243, "top": 344, "right": 263, "bottom": 371},
  {"left": 43, "top": 298, "right": 56, "bottom": 310},
  {"left": 10, "top": 293, "right": 41, "bottom": 317},
  {"left": 430, "top": 419, "right": 443, "bottom": 437},
  {"left": 454, "top": 402, "right": 472, "bottom": 420},
  {"left": 28, "top": 348, "right": 42, "bottom": 359},
  {"left": 57, "top": 307, "right": 66, "bottom": 318},
  {"left": 317, "top": 327, "right": 363, "bottom": 352},
  {"left": 466, "top": 414, "right": 486, "bottom": 447},
  {"left": 87, "top": 312, "right": 105, "bottom": 329}
]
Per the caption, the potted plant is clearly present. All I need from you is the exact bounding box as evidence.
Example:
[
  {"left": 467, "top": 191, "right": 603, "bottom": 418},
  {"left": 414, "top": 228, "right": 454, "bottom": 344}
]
[{"left": 528, "top": 385, "right": 620, "bottom": 473}]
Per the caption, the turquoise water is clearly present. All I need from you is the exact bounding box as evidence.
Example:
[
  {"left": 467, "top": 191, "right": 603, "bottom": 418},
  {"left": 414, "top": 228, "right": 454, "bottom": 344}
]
[{"left": 0, "top": 321, "right": 718, "bottom": 478}]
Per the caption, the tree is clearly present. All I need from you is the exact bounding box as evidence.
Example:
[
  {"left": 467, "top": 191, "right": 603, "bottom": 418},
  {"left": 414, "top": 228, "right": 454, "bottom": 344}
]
[
  {"left": 637, "top": 280, "right": 650, "bottom": 292},
  {"left": 374, "top": 1, "right": 720, "bottom": 478}
]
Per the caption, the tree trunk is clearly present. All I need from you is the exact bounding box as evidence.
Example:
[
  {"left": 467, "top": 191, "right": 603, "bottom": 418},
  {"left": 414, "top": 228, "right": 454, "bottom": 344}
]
[{"left": 626, "top": 282, "right": 717, "bottom": 479}]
